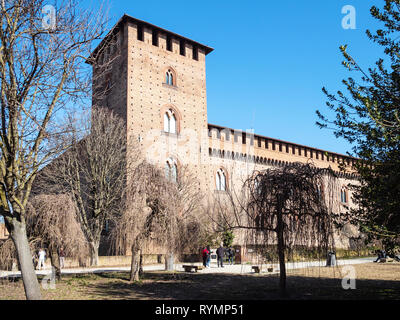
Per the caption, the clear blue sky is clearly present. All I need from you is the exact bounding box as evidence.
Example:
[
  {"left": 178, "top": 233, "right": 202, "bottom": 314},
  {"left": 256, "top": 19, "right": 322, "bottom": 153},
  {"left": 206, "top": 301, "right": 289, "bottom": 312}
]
[{"left": 95, "top": 0, "right": 384, "bottom": 155}]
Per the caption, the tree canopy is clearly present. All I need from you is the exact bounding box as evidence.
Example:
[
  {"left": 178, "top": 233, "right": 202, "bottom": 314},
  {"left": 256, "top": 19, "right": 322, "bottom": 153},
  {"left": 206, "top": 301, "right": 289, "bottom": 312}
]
[{"left": 316, "top": 0, "right": 400, "bottom": 251}]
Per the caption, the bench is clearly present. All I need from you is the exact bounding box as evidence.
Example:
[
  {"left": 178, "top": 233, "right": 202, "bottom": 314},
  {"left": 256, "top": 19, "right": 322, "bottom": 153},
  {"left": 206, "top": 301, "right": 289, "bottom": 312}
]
[
  {"left": 252, "top": 266, "right": 260, "bottom": 273},
  {"left": 182, "top": 265, "right": 203, "bottom": 272},
  {"left": 252, "top": 266, "right": 274, "bottom": 273}
]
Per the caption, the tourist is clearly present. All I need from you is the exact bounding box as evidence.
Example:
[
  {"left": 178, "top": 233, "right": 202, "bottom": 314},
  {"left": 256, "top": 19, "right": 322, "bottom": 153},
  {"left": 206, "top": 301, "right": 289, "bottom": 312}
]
[
  {"left": 206, "top": 245, "right": 211, "bottom": 268},
  {"left": 32, "top": 252, "right": 38, "bottom": 269},
  {"left": 374, "top": 249, "right": 386, "bottom": 263},
  {"left": 37, "top": 248, "right": 46, "bottom": 270},
  {"left": 59, "top": 246, "right": 65, "bottom": 269},
  {"left": 387, "top": 251, "right": 400, "bottom": 262},
  {"left": 202, "top": 246, "right": 209, "bottom": 268},
  {"left": 216, "top": 244, "right": 225, "bottom": 268},
  {"left": 227, "top": 247, "right": 234, "bottom": 265}
]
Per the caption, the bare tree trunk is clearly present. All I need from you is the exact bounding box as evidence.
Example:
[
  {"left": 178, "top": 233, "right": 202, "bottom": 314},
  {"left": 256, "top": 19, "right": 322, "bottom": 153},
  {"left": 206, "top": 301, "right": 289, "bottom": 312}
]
[
  {"left": 165, "top": 252, "right": 175, "bottom": 271},
  {"left": 89, "top": 241, "right": 99, "bottom": 266},
  {"left": 130, "top": 244, "right": 141, "bottom": 282},
  {"left": 276, "top": 206, "right": 286, "bottom": 296},
  {"left": 49, "top": 249, "right": 61, "bottom": 281},
  {"left": 139, "top": 253, "right": 144, "bottom": 277},
  {"left": 10, "top": 221, "right": 42, "bottom": 300}
]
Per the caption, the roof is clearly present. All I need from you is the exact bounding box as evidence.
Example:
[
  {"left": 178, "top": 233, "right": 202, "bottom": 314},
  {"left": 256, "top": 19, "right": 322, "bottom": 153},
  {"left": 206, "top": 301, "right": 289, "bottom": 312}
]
[{"left": 88, "top": 14, "right": 214, "bottom": 64}]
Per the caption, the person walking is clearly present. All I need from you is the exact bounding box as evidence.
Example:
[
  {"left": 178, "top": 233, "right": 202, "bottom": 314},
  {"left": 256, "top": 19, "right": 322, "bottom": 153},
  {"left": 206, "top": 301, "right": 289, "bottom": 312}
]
[
  {"left": 374, "top": 249, "right": 386, "bottom": 263},
  {"left": 37, "top": 248, "right": 46, "bottom": 270},
  {"left": 32, "top": 252, "right": 38, "bottom": 270},
  {"left": 206, "top": 245, "right": 212, "bottom": 268},
  {"left": 216, "top": 244, "right": 225, "bottom": 268},
  {"left": 202, "top": 246, "right": 209, "bottom": 268},
  {"left": 59, "top": 246, "right": 65, "bottom": 269},
  {"left": 227, "top": 247, "right": 234, "bottom": 265}
]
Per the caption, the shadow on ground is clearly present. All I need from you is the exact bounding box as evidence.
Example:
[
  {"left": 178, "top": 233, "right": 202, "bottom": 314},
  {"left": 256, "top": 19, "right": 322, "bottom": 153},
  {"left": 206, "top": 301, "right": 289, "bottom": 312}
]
[{"left": 81, "top": 270, "right": 400, "bottom": 300}]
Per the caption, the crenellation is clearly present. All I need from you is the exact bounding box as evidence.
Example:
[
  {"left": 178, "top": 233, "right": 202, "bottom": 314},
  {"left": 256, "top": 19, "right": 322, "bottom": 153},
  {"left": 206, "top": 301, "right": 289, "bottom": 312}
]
[
  {"left": 205, "top": 124, "right": 357, "bottom": 174},
  {"left": 143, "top": 27, "right": 152, "bottom": 44}
]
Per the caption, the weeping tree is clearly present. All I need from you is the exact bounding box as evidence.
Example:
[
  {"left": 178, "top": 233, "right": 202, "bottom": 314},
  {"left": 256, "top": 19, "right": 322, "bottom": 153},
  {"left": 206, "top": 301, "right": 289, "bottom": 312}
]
[
  {"left": 244, "top": 163, "right": 338, "bottom": 294},
  {"left": 209, "top": 162, "right": 340, "bottom": 295},
  {"left": 0, "top": 193, "right": 88, "bottom": 280},
  {"left": 26, "top": 194, "right": 88, "bottom": 280},
  {"left": 111, "top": 162, "right": 172, "bottom": 282},
  {"left": 111, "top": 163, "right": 204, "bottom": 282}
]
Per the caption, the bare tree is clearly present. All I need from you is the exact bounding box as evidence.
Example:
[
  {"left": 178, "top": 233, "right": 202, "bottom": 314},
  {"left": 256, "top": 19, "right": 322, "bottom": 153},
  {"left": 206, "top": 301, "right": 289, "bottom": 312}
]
[
  {"left": 36, "top": 108, "right": 139, "bottom": 266},
  {"left": 0, "top": 0, "right": 108, "bottom": 299},
  {"left": 163, "top": 165, "right": 205, "bottom": 269},
  {"left": 26, "top": 194, "right": 88, "bottom": 280}
]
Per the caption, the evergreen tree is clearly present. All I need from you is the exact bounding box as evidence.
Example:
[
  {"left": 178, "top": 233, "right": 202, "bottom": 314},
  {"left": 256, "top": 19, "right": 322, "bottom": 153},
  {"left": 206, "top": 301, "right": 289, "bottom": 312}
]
[{"left": 317, "top": 0, "right": 400, "bottom": 251}]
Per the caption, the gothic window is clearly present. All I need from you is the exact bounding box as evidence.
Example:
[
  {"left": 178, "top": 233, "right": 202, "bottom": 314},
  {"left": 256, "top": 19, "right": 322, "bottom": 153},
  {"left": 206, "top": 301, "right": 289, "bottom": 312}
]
[
  {"left": 316, "top": 184, "right": 324, "bottom": 200},
  {"left": 165, "top": 158, "right": 178, "bottom": 183},
  {"left": 165, "top": 69, "right": 175, "bottom": 86},
  {"left": 340, "top": 188, "right": 348, "bottom": 203},
  {"left": 163, "top": 109, "right": 177, "bottom": 134},
  {"left": 216, "top": 169, "right": 227, "bottom": 191}
]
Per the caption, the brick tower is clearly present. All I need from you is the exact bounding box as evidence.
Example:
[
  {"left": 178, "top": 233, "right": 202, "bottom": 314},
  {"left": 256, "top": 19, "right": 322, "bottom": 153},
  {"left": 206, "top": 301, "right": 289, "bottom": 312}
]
[{"left": 89, "top": 14, "right": 214, "bottom": 186}]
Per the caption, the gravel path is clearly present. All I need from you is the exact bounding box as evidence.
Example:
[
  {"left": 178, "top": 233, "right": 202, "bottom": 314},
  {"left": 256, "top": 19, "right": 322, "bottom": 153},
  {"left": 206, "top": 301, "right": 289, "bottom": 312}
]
[{"left": 0, "top": 257, "right": 375, "bottom": 278}]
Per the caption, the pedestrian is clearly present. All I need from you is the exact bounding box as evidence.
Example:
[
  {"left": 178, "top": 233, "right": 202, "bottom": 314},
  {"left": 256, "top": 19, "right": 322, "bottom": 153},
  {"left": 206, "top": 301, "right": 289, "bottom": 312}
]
[
  {"left": 32, "top": 252, "right": 38, "bottom": 270},
  {"left": 37, "top": 248, "right": 46, "bottom": 270},
  {"left": 227, "top": 247, "right": 234, "bottom": 265},
  {"left": 216, "top": 243, "right": 225, "bottom": 268},
  {"left": 206, "top": 245, "right": 211, "bottom": 268},
  {"left": 387, "top": 251, "right": 400, "bottom": 262},
  {"left": 59, "top": 246, "right": 65, "bottom": 269},
  {"left": 202, "top": 246, "right": 209, "bottom": 268},
  {"left": 374, "top": 249, "right": 387, "bottom": 263}
]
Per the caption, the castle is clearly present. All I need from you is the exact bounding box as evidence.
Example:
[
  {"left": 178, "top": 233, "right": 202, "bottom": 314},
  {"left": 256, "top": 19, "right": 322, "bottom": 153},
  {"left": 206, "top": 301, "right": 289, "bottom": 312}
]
[{"left": 88, "top": 15, "right": 359, "bottom": 258}]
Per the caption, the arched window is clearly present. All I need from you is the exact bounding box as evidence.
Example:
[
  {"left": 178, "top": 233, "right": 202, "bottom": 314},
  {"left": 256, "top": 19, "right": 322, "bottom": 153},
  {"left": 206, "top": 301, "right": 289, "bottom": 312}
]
[
  {"left": 340, "top": 188, "right": 348, "bottom": 203},
  {"left": 216, "top": 169, "right": 227, "bottom": 191},
  {"left": 165, "top": 158, "right": 178, "bottom": 183},
  {"left": 316, "top": 184, "right": 323, "bottom": 200},
  {"left": 165, "top": 69, "right": 175, "bottom": 86},
  {"left": 164, "top": 109, "right": 177, "bottom": 134}
]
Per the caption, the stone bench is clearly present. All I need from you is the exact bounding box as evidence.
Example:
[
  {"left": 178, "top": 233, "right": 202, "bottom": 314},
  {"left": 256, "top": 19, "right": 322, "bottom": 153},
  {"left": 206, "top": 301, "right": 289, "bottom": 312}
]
[
  {"left": 252, "top": 266, "right": 260, "bottom": 273},
  {"left": 252, "top": 266, "right": 274, "bottom": 273},
  {"left": 182, "top": 265, "right": 203, "bottom": 273}
]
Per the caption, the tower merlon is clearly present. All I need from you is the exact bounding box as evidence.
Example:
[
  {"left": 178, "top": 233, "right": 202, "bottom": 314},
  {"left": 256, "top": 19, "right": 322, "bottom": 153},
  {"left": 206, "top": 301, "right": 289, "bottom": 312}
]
[{"left": 87, "top": 14, "right": 214, "bottom": 65}]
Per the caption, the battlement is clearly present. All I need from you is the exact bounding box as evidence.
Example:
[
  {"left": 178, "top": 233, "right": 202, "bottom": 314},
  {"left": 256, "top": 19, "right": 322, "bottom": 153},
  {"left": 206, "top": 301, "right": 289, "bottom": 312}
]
[
  {"left": 88, "top": 14, "right": 213, "bottom": 65},
  {"left": 208, "top": 123, "right": 358, "bottom": 174}
]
